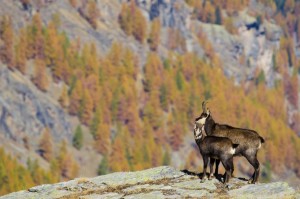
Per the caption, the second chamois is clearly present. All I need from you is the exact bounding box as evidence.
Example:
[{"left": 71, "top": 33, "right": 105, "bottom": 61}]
[{"left": 194, "top": 124, "right": 238, "bottom": 184}]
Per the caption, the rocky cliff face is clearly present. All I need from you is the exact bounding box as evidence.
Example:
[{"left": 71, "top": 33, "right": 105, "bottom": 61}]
[
  {"left": 0, "top": 63, "right": 74, "bottom": 168},
  {"left": 0, "top": 65, "right": 72, "bottom": 143},
  {"left": 1, "top": 166, "right": 298, "bottom": 199}
]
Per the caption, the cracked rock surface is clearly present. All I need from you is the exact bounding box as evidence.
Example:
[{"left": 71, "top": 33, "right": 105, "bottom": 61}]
[{"left": 1, "top": 166, "right": 299, "bottom": 199}]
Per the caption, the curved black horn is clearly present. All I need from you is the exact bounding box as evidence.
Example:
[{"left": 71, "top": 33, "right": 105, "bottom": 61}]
[{"left": 202, "top": 101, "right": 207, "bottom": 113}]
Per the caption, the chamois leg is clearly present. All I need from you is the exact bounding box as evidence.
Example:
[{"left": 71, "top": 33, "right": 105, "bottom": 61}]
[
  {"left": 201, "top": 155, "right": 209, "bottom": 182},
  {"left": 209, "top": 158, "right": 215, "bottom": 180},
  {"left": 245, "top": 153, "right": 260, "bottom": 184},
  {"left": 222, "top": 159, "right": 232, "bottom": 184},
  {"left": 215, "top": 159, "right": 220, "bottom": 176}
]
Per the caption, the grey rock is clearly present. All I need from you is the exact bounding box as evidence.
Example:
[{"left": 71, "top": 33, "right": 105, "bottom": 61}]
[
  {"left": 229, "top": 182, "right": 297, "bottom": 199},
  {"left": 176, "top": 188, "right": 209, "bottom": 198},
  {"left": 0, "top": 166, "right": 298, "bottom": 199},
  {"left": 89, "top": 166, "right": 185, "bottom": 187},
  {"left": 80, "top": 192, "right": 123, "bottom": 199},
  {"left": 124, "top": 191, "right": 166, "bottom": 199},
  {"left": 172, "top": 179, "right": 217, "bottom": 191}
]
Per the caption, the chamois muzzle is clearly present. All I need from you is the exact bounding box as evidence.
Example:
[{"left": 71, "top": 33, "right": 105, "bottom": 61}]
[{"left": 193, "top": 124, "right": 202, "bottom": 140}]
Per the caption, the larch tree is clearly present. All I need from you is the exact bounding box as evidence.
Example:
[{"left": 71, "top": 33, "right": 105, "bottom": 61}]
[
  {"left": 167, "top": 115, "right": 183, "bottom": 151},
  {"left": 151, "top": 143, "right": 163, "bottom": 167},
  {"left": 94, "top": 122, "right": 111, "bottom": 154},
  {"left": 59, "top": 84, "right": 70, "bottom": 108},
  {"left": 132, "top": 3, "right": 147, "bottom": 43},
  {"left": 80, "top": 88, "right": 94, "bottom": 125},
  {"left": 30, "top": 13, "right": 44, "bottom": 59},
  {"left": 108, "top": 136, "right": 130, "bottom": 172},
  {"left": 44, "top": 21, "right": 59, "bottom": 67},
  {"left": 0, "top": 16, "right": 14, "bottom": 68},
  {"left": 90, "top": 105, "right": 102, "bottom": 137},
  {"left": 144, "top": 52, "right": 164, "bottom": 92},
  {"left": 148, "top": 18, "right": 161, "bottom": 51},
  {"left": 119, "top": 2, "right": 133, "bottom": 35},
  {"left": 69, "top": 80, "right": 83, "bottom": 116},
  {"left": 57, "top": 140, "right": 78, "bottom": 180},
  {"left": 87, "top": 0, "right": 100, "bottom": 29},
  {"left": 32, "top": 58, "right": 49, "bottom": 92},
  {"left": 38, "top": 127, "right": 53, "bottom": 161},
  {"left": 15, "top": 28, "right": 27, "bottom": 74},
  {"left": 119, "top": 1, "right": 146, "bottom": 43},
  {"left": 69, "top": 0, "right": 77, "bottom": 8},
  {"left": 86, "top": 74, "right": 101, "bottom": 110}
]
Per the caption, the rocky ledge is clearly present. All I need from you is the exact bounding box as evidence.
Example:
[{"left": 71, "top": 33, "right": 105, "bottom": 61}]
[{"left": 1, "top": 166, "right": 299, "bottom": 199}]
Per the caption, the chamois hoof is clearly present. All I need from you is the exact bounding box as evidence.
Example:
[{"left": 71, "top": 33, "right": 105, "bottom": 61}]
[
  {"left": 200, "top": 176, "right": 207, "bottom": 183},
  {"left": 248, "top": 179, "right": 257, "bottom": 184}
]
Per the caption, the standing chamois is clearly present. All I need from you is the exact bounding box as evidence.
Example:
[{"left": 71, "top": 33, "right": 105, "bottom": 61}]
[
  {"left": 195, "top": 101, "right": 265, "bottom": 184},
  {"left": 194, "top": 124, "right": 238, "bottom": 184}
]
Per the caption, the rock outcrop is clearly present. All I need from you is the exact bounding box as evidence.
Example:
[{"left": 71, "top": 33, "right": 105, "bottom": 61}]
[{"left": 1, "top": 166, "right": 299, "bottom": 199}]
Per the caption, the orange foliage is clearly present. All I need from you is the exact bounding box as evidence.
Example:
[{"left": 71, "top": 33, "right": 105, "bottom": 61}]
[
  {"left": 38, "top": 128, "right": 53, "bottom": 161},
  {"left": 148, "top": 18, "right": 161, "bottom": 51},
  {"left": 0, "top": 16, "right": 14, "bottom": 68},
  {"left": 32, "top": 58, "right": 49, "bottom": 92},
  {"left": 119, "top": 0, "right": 147, "bottom": 43},
  {"left": 87, "top": 0, "right": 100, "bottom": 29},
  {"left": 0, "top": 148, "right": 58, "bottom": 195},
  {"left": 109, "top": 136, "right": 130, "bottom": 172},
  {"left": 94, "top": 122, "right": 111, "bottom": 154},
  {"left": 15, "top": 28, "right": 27, "bottom": 74}
]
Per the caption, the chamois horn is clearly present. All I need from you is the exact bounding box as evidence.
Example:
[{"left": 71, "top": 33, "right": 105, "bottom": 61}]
[{"left": 202, "top": 101, "right": 207, "bottom": 113}]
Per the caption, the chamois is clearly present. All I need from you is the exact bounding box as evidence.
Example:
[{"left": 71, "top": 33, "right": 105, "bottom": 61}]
[
  {"left": 195, "top": 101, "right": 265, "bottom": 184},
  {"left": 193, "top": 124, "right": 238, "bottom": 184}
]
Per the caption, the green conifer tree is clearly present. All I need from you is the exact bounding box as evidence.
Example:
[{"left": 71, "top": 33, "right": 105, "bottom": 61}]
[
  {"left": 73, "top": 125, "right": 83, "bottom": 150},
  {"left": 98, "top": 155, "right": 109, "bottom": 175}
]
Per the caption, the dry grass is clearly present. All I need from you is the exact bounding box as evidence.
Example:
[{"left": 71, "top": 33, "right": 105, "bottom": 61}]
[{"left": 76, "top": 178, "right": 90, "bottom": 184}]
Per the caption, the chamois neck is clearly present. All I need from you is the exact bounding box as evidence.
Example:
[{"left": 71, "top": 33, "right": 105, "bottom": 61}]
[
  {"left": 204, "top": 116, "right": 215, "bottom": 135},
  {"left": 195, "top": 136, "right": 204, "bottom": 146}
]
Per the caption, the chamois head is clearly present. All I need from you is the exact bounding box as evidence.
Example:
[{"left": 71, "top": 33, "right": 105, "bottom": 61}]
[{"left": 195, "top": 101, "right": 210, "bottom": 128}]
